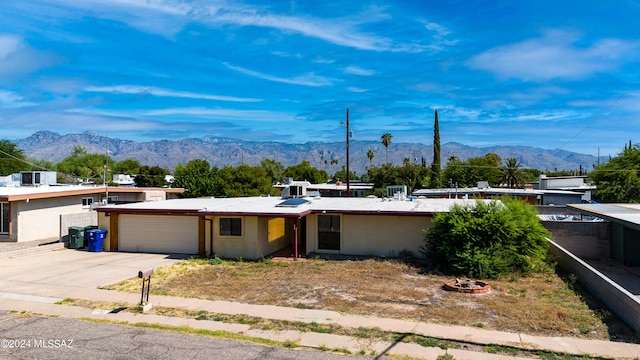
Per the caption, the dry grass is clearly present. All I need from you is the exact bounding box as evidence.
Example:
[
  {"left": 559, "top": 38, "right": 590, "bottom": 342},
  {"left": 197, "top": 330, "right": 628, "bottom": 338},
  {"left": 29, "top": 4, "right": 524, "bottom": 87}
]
[{"left": 106, "top": 258, "right": 638, "bottom": 342}]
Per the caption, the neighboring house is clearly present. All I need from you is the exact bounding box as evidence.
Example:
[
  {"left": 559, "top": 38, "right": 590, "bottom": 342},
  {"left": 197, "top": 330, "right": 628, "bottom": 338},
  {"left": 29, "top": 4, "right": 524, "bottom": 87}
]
[
  {"left": 412, "top": 184, "right": 583, "bottom": 206},
  {"left": 568, "top": 203, "right": 640, "bottom": 266},
  {"left": 0, "top": 174, "right": 184, "bottom": 243},
  {"left": 534, "top": 175, "right": 594, "bottom": 202},
  {"left": 274, "top": 178, "right": 374, "bottom": 197},
  {"left": 96, "top": 195, "right": 485, "bottom": 259}
]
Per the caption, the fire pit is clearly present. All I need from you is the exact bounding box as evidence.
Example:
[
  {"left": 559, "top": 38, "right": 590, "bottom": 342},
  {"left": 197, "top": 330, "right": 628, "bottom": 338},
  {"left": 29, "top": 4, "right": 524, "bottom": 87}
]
[{"left": 443, "top": 278, "right": 491, "bottom": 294}]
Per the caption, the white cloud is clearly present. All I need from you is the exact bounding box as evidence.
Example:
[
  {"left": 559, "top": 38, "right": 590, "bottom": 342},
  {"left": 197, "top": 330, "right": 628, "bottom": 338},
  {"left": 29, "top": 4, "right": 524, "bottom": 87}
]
[
  {"left": 0, "top": 34, "right": 57, "bottom": 80},
  {"left": 85, "top": 85, "right": 262, "bottom": 102},
  {"left": 344, "top": 66, "right": 376, "bottom": 76},
  {"left": 467, "top": 29, "right": 640, "bottom": 81},
  {"left": 0, "top": 90, "right": 35, "bottom": 108},
  {"left": 223, "top": 62, "right": 335, "bottom": 87},
  {"left": 347, "top": 87, "right": 368, "bottom": 93},
  {"left": 0, "top": 34, "right": 23, "bottom": 58},
  {"left": 143, "top": 107, "right": 295, "bottom": 122}
]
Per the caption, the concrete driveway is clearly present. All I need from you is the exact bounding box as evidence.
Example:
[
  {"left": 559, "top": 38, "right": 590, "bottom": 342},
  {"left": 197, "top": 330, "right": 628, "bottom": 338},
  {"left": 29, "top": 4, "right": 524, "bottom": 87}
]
[{"left": 0, "top": 248, "right": 188, "bottom": 301}]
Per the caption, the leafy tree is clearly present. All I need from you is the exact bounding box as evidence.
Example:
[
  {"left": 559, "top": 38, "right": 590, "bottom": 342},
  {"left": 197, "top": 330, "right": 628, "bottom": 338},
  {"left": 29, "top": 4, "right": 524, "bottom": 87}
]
[
  {"left": 260, "top": 158, "right": 284, "bottom": 184},
  {"left": 421, "top": 198, "right": 551, "bottom": 279},
  {"left": 55, "top": 146, "right": 113, "bottom": 184},
  {"left": 134, "top": 165, "right": 168, "bottom": 187},
  {"left": 113, "top": 158, "right": 142, "bottom": 175},
  {"left": 442, "top": 156, "right": 465, "bottom": 187},
  {"left": 333, "top": 166, "right": 358, "bottom": 182},
  {"left": 366, "top": 163, "right": 429, "bottom": 197},
  {"left": 501, "top": 157, "right": 524, "bottom": 188},
  {"left": 442, "top": 153, "right": 502, "bottom": 188},
  {"left": 0, "top": 140, "right": 28, "bottom": 176},
  {"left": 381, "top": 133, "right": 393, "bottom": 164},
  {"left": 590, "top": 143, "right": 640, "bottom": 202},
  {"left": 521, "top": 168, "right": 542, "bottom": 184},
  {"left": 284, "top": 161, "right": 328, "bottom": 184},
  {"left": 173, "top": 159, "right": 219, "bottom": 197},
  {"left": 366, "top": 149, "right": 375, "bottom": 168},
  {"left": 431, "top": 110, "right": 442, "bottom": 188},
  {"left": 218, "top": 164, "right": 278, "bottom": 197}
]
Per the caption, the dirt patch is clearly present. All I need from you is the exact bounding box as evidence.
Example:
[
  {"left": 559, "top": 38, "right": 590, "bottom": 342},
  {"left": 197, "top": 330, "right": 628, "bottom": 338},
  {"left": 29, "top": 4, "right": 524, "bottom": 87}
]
[{"left": 106, "top": 258, "right": 638, "bottom": 342}]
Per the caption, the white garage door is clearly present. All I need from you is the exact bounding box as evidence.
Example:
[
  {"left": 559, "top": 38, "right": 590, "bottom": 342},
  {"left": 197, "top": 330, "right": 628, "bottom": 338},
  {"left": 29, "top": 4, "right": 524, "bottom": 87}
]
[{"left": 119, "top": 215, "right": 199, "bottom": 254}]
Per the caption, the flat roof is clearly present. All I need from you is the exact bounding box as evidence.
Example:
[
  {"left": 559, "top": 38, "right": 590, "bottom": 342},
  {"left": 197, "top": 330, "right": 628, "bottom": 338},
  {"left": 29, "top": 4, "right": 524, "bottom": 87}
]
[
  {"left": 0, "top": 186, "right": 184, "bottom": 201},
  {"left": 413, "top": 187, "right": 582, "bottom": 196},
  {"left": 568, "top": 203, "right": 640, "bottom": 230},
  {"left": 97, "top": 196, "right": 488, "bottom": 217}
]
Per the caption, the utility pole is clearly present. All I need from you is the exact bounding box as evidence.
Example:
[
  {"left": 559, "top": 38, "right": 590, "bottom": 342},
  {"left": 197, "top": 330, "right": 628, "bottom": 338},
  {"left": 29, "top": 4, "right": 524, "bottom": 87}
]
[{"left": 341, "top": 109, "right": 351, "bottom": 197}]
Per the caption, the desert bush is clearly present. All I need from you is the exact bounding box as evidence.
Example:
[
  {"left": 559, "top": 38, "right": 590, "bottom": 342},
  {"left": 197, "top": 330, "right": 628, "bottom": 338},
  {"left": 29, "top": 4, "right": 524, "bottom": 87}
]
[{"left": 421, "top": 198, "right": 551, "bottom": 279}]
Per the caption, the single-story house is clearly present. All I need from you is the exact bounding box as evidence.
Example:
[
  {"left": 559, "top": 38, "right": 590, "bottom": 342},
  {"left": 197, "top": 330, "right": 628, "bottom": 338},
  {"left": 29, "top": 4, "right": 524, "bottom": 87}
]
[
  {"left": 413, "top": 185, "right": 584, "bottom": 206},
  {"left": 568, "top": 203, "right": 640, "bottom": 266},
  {"left": 0, "top": 185, "right": 184, "bottom": 243},
  {"left": 274, "top": 178, "right": 374, "bottom": 198},
  {"left": 95, "top": 196, "right": 486, "bottom": 259}
]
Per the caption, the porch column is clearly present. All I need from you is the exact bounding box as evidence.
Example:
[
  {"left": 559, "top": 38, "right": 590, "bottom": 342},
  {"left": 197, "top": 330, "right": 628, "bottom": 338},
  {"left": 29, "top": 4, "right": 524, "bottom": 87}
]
[{"left": 293, "top": 222, "right": 298, "bottom": 260}]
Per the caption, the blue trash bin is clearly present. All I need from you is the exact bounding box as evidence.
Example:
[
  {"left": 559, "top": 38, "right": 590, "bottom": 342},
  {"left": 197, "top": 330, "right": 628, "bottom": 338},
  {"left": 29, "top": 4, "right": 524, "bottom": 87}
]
[{"left": 87, "top": 229, "right": 106, "bottom": 252}]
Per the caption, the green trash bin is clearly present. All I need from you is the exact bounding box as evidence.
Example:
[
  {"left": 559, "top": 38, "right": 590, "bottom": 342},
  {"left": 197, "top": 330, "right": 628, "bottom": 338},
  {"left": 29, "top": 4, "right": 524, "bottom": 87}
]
[{"left": 68, "top": 226, "right": 86, "bottom": 249}]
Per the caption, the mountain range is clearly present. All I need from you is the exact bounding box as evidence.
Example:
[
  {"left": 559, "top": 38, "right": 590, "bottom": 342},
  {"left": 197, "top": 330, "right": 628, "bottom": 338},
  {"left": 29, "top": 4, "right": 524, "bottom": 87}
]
[{"left": 15, "top": 131, "right": 601, "bottom": 174}]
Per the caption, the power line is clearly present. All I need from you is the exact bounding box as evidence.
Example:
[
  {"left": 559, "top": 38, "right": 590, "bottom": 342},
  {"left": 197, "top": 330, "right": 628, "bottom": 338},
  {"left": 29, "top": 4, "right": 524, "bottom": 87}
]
[{"left": 555, "top": 76, "right": 640, "bottom": 151}]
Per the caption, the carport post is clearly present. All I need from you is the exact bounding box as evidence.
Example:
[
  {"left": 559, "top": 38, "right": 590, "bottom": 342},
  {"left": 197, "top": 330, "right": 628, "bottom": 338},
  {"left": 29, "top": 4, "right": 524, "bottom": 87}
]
[{"left": 293, "top": 222, "right": 298, "bottom": 260}]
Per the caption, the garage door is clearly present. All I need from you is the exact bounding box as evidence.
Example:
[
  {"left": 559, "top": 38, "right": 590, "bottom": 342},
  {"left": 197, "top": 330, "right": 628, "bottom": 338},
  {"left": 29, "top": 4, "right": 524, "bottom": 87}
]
[{"left": 119, "top": 215, "right": 199, "bottom": 254}]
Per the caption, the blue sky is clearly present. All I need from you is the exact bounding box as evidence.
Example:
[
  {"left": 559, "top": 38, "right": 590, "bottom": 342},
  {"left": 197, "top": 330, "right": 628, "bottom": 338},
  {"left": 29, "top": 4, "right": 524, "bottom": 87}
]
[{"left": 1, "top": 1, "right": 639, "bottom": 157}]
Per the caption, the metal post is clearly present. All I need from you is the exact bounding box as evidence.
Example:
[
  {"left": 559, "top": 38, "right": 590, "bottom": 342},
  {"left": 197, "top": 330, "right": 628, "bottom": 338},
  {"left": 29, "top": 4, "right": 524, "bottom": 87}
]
[
  {"left": 293, "top": 222, "right": 298, "bottom": 261},
  {"left": 345, "top": 109, "right": 350, "bottom": 197}
]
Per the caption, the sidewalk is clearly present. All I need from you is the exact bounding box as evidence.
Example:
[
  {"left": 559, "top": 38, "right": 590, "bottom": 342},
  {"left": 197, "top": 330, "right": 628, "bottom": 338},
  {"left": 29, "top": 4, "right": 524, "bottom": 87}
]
[{"left": 1, "top": 247, "right": 639, "bottom": 359}]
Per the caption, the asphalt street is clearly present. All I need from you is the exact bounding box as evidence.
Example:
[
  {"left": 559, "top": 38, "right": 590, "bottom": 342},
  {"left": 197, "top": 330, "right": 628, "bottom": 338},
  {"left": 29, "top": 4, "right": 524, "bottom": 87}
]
[{"left": 0, "top": 311, "right": 379, "bottom": 360}]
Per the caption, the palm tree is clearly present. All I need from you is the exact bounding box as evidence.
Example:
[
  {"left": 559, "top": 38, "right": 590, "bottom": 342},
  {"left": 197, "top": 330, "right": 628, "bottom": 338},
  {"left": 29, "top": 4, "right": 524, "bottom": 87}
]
[
  {"left": 501, "top": 157, "right": 524, "bottom": 188},
  {"left": 381, "top": 133, "right": 393, "bottom": 164},
  {"left": 366, "top": 149, "right": 375, "bottom": 167}
]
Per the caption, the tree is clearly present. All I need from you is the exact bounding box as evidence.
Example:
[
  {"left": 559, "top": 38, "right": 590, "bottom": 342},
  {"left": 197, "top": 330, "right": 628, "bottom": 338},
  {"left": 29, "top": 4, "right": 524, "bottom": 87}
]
[
  {"left": 134, "top": 165, "right": 168, "bottom": 187},
  {"left": 501, "top": 157, "right": 524, "bottom": 188},
  {"left": 284, "top": 161, "right": 328, "bottom": 184},
  {"left": 381, "top": 133, "right": 393, "bottom": 164},
  {"left": 441, "top": 153, "right": 502, "bottom": 188},
  {"left": 430, "top": 110, "right": 442, "bottom": 188},
  {"left": 421, "top": 198, "right": 551, "bottom": 279},
  {"left": 590, "top": 143, "right": 640, "bottom": 202},
  {"left": 333, "top": 166, "right": 358, "bottom": 183},
  {"left": 113, "top": 158, "right": 142, "bottom": 175},
  {"left": 366, "top": 149, "right": 375, "bottom": 168},
  {"left": 260, "top": 158, "right": 284, "bottom": 184},
  {"left": 218, "top": 164, "right": 278, "bottom": 197},
  {"left": 173, "top": 159, "right": 219, "bottom": 197},
  {"left": 366, "top": 163, "right": 429, "bottom": 197},
  {"left": 55, "top": 146, "right": 113, "bottom": 184},
  {"left": 0, "top": 140, "right": 28, "bottom": 176}
]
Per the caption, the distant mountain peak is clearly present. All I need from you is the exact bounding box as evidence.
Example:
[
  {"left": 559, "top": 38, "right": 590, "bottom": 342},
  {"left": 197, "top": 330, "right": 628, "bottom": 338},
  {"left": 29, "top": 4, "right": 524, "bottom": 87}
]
[{"left": 15, "top": 131, "right": 600, "bottom": 173}]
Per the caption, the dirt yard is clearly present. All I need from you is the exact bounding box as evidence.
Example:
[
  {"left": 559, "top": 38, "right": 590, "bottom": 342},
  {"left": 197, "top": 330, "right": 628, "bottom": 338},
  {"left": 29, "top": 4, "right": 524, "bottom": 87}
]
[{"left": 107, "top": 258, "right": 637, "bottom": 342}]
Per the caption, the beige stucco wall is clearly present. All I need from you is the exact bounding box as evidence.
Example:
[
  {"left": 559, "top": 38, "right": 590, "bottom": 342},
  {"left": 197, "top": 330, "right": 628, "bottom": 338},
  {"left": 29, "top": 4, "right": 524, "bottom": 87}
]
[
  {"left": 98, "top": 212, "right": 111, "bottom": 251},
  {"left": 14, "top": 196, "right": 93, "bottom": 243},
  {"left": 257, "top": 217, "right": 290, "bottom": 256},
  {"left": 306, "top": 213, "right": 433, "bottom": 257},
  {"left": 212, "top": 215, "right": 261, "bottom": 259}
]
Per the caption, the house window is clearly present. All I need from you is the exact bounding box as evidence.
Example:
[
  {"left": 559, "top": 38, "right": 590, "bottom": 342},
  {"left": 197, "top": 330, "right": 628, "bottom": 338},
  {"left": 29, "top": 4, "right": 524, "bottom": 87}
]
[
  {"left": 220, "top": 218, "right": 242, "bottom": 236},
  {"left": 318, "top": 215, "right": 340, "bottom": 251},
  {"left": 1, "top": 202, "right": 8, "bottom": 234},
  {"left": 82, "top": 197, "right": 93, "bottom": 208}
]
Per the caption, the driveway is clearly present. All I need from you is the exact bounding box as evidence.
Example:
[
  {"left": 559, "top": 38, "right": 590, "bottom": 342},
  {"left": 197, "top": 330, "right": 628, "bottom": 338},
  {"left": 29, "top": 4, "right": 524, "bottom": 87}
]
[{"left": 0, "top": 248, "right": 188, "bottom": 301}]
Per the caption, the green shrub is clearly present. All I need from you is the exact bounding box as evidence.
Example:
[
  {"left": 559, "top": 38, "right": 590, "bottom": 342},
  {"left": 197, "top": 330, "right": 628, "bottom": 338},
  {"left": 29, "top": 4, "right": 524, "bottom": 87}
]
[{"left": 421, "top": 198, "right": 551, "bottom": 279}]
